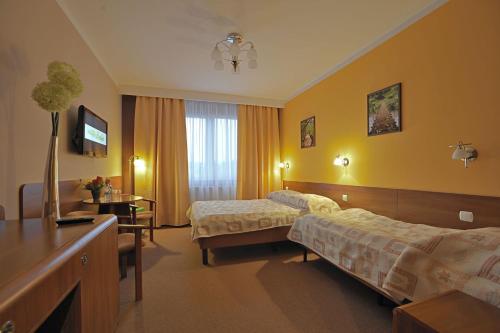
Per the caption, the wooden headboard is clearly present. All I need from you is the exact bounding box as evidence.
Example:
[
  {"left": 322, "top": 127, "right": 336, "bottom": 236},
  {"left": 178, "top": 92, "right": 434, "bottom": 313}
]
[
  {"left": 19, "top": 176, "right": 122, "bottom": 219},
  {"left": 284, "top": 181, "right": 500, "bottom": 229}
]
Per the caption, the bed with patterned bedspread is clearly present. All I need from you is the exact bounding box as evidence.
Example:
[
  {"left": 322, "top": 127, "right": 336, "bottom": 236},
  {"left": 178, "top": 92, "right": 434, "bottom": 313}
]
[
  {"left": 187, "top": 190, "right": 341, "bottom": 264},
  {"left": 288, "top": 209, "right": 500, "bottom": 307}
]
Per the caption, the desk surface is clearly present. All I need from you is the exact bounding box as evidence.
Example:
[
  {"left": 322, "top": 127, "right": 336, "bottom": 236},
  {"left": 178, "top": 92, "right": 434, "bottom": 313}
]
[
  {"left": 82, "top": 194, "right": 143, "bottom": 205},
  {"left": 0, "top": 215, "right": 116, "bottom": 303}
]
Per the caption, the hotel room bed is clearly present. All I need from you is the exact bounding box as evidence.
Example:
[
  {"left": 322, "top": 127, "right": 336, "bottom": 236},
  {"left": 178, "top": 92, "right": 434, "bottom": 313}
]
[
  {"left": 187, "top": 190, "right": 340, "bottom": 265},
  {"left": 288, "top": 210, "right": 500, "bottom": 307}
]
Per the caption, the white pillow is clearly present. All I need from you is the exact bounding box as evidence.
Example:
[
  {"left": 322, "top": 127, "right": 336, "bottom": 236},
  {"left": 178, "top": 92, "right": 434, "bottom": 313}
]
[
  {"left": 267, "top": 190, "right": 341, "bottom": 215},
  {"left": 303, "top": 193, "right": 341, "bottom": 215},
  {"left": 267, "top": 190, "right": 309, "bottom": 210}
]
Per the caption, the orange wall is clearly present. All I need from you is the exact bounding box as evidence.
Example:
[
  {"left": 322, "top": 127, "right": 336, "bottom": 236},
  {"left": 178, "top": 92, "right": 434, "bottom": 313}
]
[{"left": 280, "top": 0, "right": 500, "bottom": 196}]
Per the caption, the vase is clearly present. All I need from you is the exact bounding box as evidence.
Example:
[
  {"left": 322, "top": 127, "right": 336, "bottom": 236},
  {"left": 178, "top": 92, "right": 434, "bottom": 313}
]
[
  {"left": 91, "top": 189, "right": 101, "bottom": 201},
  {"left": 41, "top": 135, "right": 60, "bottom": 220}
]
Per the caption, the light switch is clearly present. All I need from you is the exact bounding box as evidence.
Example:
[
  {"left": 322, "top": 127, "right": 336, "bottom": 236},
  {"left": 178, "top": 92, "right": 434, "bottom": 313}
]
[
  {"left": 459, "top": 211, "right": 474, "bottom": 223},
  {"left": 342, "top": 194, "right": 348, "bottom": 202}
]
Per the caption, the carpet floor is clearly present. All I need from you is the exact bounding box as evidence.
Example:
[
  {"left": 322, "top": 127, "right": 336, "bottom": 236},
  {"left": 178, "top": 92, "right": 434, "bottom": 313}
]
[{"left": 117, "top": 227, "right": 393, "bottom": 333}]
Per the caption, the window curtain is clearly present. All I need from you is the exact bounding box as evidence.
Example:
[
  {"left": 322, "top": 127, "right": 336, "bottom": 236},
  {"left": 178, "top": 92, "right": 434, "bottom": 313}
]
[
  {"left": 236, "top": 105, "right": 281, "bottom": 199},
  {"left": 185, "top": 100, "right": 237, "bottom": 201},
  {"left": 134, "top": 96, "right": 190, "bottom": 226}
]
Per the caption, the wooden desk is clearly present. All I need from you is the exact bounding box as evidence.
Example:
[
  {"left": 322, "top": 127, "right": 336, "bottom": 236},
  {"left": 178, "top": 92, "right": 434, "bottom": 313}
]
[
  {"left": 0, "top": 215, "right": 119, "bottom": 333},
  {"left": 393, "top": 290, "right": 500, "bottom": 333}
]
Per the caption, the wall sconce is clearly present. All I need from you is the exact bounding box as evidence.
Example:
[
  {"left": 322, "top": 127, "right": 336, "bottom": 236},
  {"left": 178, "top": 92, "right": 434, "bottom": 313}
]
[
  {"left": 449, "top": 141, "right": 477, "bottom": 168},
  {"left": 279, "top": 162, "right": 290, "bottom": 169},
  {"left": 333, "top": 155, "right": 349, "bottom": 167},
  {"left": 130, "top": 155, "right": 146, "bottom": 172},
  {"left": 128, "top": 155, "right": 145, "bottom": 193}
]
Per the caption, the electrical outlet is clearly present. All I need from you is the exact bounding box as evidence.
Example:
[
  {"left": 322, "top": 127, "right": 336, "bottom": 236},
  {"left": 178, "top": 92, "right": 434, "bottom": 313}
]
[
  {"left": 342, "top": 194, "right": 348, "bottom": 202},
  {"left": 459, "top": 211, "right": 474, "bottom": 223}
]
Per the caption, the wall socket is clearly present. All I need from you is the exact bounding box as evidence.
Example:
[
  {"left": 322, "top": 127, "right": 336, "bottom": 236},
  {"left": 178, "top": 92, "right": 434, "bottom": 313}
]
[
  {"left": 342, "top": 194, "right": 348, "bottom": 202},
  {"left": 459, "top": 211, "right": 474, "bottom": 223}
]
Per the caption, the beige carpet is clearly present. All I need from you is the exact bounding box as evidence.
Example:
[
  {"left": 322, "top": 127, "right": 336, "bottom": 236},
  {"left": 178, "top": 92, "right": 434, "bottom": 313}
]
[{"left": 117, "top": 227, "right": 393, "bottom": 333}]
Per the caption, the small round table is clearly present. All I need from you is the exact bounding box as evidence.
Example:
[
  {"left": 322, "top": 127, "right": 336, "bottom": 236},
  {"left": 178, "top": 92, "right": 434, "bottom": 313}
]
[{"left": 83, "top": 194, "right": 143, "bottom": 222}]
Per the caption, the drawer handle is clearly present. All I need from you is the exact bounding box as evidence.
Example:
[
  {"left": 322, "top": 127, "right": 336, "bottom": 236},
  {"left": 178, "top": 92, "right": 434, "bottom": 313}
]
[
  {"left": 0, "top": 320, "right": 15, "bottom": 333},
  {"left": 81, "top": 254, "right": 89, "bottom": 266}
]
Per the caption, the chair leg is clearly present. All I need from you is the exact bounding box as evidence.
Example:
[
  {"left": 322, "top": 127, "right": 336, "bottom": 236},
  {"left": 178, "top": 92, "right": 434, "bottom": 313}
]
[
  {"left": 149, "top": 217, "right": 154, "bottom": 242},
  {"left": 303, "top": 247, "right": 308, "bottom": 262},
  {"left": 119, "top": 254, "right": 127, "bottom": 279},
  {"left": 134, "top": 229, "right": 143, "bottom": 301},
  {"left": 202, "top": 249, "right": 208, "bottom": 265}
]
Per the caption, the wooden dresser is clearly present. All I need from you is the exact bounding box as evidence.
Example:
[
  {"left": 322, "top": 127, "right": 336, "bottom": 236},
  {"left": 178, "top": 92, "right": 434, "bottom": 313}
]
[
  {"left": 0, "top": 215, "right": 119, "bottom": 333},
  {"left": 393, "top": 290, "right": 500, "bottom": 333}
]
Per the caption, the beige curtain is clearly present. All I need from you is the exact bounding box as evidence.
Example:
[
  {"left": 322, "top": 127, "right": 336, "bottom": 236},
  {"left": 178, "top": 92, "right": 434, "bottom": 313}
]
[
  {"left": 236, "top": 105, "right": 281, "bottom": 199},
  {"left": 134, "top": 96, "right": 190, "bottom": 226}
]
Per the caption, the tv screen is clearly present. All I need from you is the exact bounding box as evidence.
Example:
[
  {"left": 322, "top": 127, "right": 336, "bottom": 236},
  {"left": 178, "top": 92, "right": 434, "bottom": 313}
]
[{"left": 73, "top": 105, "right": 108, "bottom": 157}]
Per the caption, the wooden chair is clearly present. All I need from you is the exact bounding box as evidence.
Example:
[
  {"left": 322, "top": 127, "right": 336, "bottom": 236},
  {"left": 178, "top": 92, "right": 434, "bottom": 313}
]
[
  {"left": 67, "top": 207, "right": 147, "bottom": 301},
  {"left": 117, "top": 223, "right": 148, "bottom": 301},
  {"left": 135, "top": 198, "right": 156, "bottom": 242}
]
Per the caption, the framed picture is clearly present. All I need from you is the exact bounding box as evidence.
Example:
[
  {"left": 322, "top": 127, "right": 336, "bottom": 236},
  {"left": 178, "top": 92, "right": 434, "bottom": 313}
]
[
  {"left": 367, "top": 83, "right": 401, "bottom": 136},
  {"left": 300, "top": 116, "right": 315, "bottom": 148}
]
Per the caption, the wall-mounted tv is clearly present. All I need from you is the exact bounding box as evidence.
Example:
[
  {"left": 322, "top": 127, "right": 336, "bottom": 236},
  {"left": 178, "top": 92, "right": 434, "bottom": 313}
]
[{"left": 73, "top": 105, "right": 108, "bottom": 157}]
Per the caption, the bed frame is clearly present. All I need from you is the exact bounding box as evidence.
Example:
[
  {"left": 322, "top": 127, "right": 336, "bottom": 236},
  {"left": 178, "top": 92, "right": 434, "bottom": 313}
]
[{"left": 198, "top": 226, "right": 291, "bottom": 265}]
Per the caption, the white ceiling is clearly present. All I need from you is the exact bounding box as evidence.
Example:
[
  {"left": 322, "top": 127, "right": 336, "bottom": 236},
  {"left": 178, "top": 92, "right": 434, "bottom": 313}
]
[{"left": 57, "top": 0, "right": 444, "bottom": 105}]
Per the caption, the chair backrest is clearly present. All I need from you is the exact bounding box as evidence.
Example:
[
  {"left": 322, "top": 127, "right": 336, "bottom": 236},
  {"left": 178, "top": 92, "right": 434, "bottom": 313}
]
[
  {"left": 0, "top": 204, "right": 4, "bottom": 220},
  {"left": 19, "top": 176, "right": 122, "bottom": 219}
]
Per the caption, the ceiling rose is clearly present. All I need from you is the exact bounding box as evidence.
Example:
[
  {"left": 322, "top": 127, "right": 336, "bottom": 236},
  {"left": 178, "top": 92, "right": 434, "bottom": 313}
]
[{"left": 211, "top": 32, "right": 257, "bottom": 74}]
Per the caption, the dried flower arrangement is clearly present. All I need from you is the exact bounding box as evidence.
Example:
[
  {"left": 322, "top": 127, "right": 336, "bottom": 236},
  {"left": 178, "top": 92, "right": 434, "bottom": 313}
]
[{"left": 31, "top": 61, "right": 83, "bottom": 135}]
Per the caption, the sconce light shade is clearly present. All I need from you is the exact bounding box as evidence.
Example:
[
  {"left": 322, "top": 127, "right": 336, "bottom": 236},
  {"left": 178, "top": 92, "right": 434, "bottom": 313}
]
[
  {"left": 449, "top": 142, "right": 477, "bottom": 168},
  {"left": 333, "top": 155, "right": 349, "bottom": 167},
  {"left": 279, "top": 162, "right": 290, "bottom": 169},
  {"left": 133, "top": 158, "right": 146, "bottom": 171},
  {"left": 129, "top": 155, "right": 146, "bottom": 173}
]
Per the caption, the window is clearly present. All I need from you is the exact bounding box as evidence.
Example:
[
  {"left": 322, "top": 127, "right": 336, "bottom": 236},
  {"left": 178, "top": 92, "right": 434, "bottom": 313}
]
[{"left": 185, "top": 100, "right": 237, "bottom": 201}]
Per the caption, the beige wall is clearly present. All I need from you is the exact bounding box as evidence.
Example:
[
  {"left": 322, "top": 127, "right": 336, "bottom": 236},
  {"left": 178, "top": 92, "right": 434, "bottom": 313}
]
[{"left": 0, "top": 0, "right": 121, "bottom": 219}]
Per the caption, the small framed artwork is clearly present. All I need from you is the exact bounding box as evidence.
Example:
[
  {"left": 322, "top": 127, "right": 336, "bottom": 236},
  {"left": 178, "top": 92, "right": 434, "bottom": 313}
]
[
  {"left": 367, "top": 83, "right": 401, "bottom": 136},
  {"left": 300, "top": 116, "right": 315, "bottom": 148}
]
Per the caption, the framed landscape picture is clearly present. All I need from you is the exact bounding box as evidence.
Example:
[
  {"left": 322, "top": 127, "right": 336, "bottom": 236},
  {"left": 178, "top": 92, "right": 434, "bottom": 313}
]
[
  {"left": 367, "top": 83, "right": 401, "bottom": 136},
  {"left": 300, "top": 116, "right": 315, "bottom": 148}
]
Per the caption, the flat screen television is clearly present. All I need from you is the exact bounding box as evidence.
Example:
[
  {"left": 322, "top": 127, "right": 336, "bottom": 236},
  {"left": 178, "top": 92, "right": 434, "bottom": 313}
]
[{"left": 73, "top": 105, "right": 108, "bottom": 157}]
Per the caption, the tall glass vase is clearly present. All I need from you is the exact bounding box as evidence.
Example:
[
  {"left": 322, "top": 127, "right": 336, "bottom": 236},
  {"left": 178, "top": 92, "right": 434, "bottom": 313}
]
[{"left": 41, "top": 135, "right": 60, "bottom": 220}]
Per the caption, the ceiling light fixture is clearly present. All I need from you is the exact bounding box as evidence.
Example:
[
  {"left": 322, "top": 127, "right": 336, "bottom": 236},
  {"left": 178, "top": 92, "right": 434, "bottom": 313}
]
[{"left": 211, "top": 32, "right": 258, "bottom": 74}]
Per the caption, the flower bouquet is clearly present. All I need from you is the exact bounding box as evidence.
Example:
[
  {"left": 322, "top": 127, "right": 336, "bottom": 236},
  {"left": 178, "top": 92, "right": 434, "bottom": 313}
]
[{"left": 84, "top": 177, "right": 110, "bottom": 201}]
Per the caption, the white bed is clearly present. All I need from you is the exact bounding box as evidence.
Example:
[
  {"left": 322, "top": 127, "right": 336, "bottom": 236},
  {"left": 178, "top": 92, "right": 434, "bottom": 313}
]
[
  {"left": 187, "top": 190, "right": 341, "bottom": 264},
  {"left": 288, "top": 210, "right": 500, "bottom": 307}
]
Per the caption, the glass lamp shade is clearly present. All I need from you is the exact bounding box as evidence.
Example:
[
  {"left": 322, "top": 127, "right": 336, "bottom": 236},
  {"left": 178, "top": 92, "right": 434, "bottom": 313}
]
[
  {"left": 133, "top": 158, "right": 146, "bottom": 173},
  {"left": 452, "top": 147, "right": 467, "bottom": 160},
  {"left": 247, "top": 47, "right": 257, "bottom": 60},
  {"left": 229, "top": 44, "right": 240, "bottom": 57},
  {"left": 211, "top": 47, "right": 222, "bottom": 61},
  {"left": 333, "top": 155, "right": 349, "bottom": 167},
  {"left": 248, "top": 59, "right": 258, "bottom": 69},
  {"left": 214, "top": 60, "right": 224, "bottom": 71}
]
